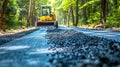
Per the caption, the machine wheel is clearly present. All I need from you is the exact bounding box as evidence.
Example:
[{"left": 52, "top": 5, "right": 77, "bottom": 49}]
[{"left": 54, "top": 21, "right": 58, "bottom": 28}]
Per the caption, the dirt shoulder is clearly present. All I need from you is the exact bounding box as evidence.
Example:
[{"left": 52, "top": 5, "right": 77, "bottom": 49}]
[
  {"left": 78, "top": 25, "right": 120, "bottom": 31},
  {"left": 0, "top": 27, "right": 37, "bottom": 36},
  {"left": 0, "top": 27, "right": 38, "bottom": 45}
]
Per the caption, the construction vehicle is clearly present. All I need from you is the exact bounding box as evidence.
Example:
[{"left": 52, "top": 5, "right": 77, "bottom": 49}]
[{"left": 36, "top": 5, "right": 58, "bottom": 27}]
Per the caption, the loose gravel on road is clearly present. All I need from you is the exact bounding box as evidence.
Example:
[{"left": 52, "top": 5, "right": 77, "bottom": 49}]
[
  {"left": 0, "top": 26, "right": 120, "bottom": 67},
  {"left": 46, "top": 28, "right": 120, "bottom": 67}
]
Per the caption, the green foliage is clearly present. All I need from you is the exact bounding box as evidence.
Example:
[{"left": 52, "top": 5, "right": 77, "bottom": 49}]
[
  {"left": 56, "top": 0, "right": 120, "bottom": 28},
  {"left": 6, "top": 6, "right": 17, "bottom": 15},
  {"left": 88, "top": 12, "right": 100, "bottom": 24},
  {"left": 105, "top": 20, "right": 120, "bottom": 28},
  {"left": 1, "top": 0, "right": 120, "bottom": 29},
  {"left": 21, "top": 17, "right": 27, "bottom": 28},
  {"left": 113, "top": 6, "right": 120, "bottom": 21},
  {"left": 0, "top": 1, "right": 2, "bottom": 18},
  {"left": 78, "top": 19, "right": 84, "bottom": 26},
  {"left": 105, "top": 4, "right": 120, "bottom": 28},
  {"left": 60, "top": 0, "right": 75, "bottom": 10},
  {"left": 106, "top": 12, "right": 120, "bottom": 28},
  {"left": 80, "top": 0, "right": 100, "bottom": 9},
  {"left": 5, "top": 0, "right": 20, "bottom": 29},
  {"left": 6, "top": 13, "right": 19, "bottom": 29}
]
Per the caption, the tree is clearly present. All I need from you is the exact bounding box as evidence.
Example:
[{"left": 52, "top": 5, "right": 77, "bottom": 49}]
[
  {"left": 27, "top": 0, "right": 32, "bottom": 27},
  {"left": 71, "top": 6, "right": 75, "bottom": 26},
  {"left": 17, "top": 0, "right": 28, "bottom": 28},
  {"left": 0, "top": 0, "right": 8, "bottom": 31},
  {"left": 67, "top": 8, "right": 71, "bottom": 27},
  {"left": 31, "top": 0, "right": 36, "bottom": 26},
  {"left": 100, "top": 0, "right": 107, "bottom": 25},
  {"left": 81, "top": 0, "right": 88, "bottom": 24},
  {"left": 0, "top": 0, "right": 119, "bottom": 30},
  {"left": 75, "top": 0, "right": 79, "bottom": 26}
]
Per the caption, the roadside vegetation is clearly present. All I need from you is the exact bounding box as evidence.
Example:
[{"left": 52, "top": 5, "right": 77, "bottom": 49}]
[
  {"left": 0, "top": 0, "right": 120, "bottom": 31},
  {"left": 0, "top": 0, "right": 48, "bottom": 31},
  {"left": 54, "top": 0, "right": 120, "bottom": 29}
]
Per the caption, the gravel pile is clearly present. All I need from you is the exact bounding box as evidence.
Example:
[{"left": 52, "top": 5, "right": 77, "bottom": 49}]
[{"left": 46, "top": 29, "right": 120, "bottom": 67}]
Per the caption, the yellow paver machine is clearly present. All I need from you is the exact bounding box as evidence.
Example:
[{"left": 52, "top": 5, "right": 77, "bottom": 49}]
[{"left": 36, "top": 5, "right": 58, "bottom": 27}]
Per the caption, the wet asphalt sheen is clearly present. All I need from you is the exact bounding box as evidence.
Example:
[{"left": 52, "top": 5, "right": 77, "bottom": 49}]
[
  {"left": 0, "top": 27, "right": 53, "bottom": 67},
  {"left": 0, "top": 26, "right": 120, "bottom": 67}
]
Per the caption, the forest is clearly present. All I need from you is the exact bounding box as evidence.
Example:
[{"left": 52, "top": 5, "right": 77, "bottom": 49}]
[{"left": 0, "top": 0, "right": 120, "bottom": 31}]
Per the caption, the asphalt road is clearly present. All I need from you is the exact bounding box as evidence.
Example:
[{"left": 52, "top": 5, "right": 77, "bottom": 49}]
[
  {"left": 0, "top": 27, "right": 54, "bottom": 67},
  {"left": 60, "top": 27, "right": 120, "bottom": 42},
  {"left": 0, "top": 26, "right": 120, "bottom": 67}
]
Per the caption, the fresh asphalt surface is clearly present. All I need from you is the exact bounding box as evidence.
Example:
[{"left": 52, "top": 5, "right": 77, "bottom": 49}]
[
  {"left": 60, "top": 27, "right": 120, "bottom": 42},
  {"left": 0, "top": 27, "right": 52, "bottom": 67},
  {"left": 0, "top": 26, "right": 120, "bottom": 67}
]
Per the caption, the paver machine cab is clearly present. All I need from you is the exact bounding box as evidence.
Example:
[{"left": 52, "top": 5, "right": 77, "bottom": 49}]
[{"left": 36, "top": 5, "right": 58, "bottom": 27}]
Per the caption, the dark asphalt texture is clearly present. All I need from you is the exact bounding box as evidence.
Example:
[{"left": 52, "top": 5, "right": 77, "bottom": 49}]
[{"left": 0, "top": 26, "right": 120, "bottom": 67}]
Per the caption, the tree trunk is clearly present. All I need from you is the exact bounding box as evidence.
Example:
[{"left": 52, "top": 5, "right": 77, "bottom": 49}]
[
  {"left": 100, "top": 0, "right": 107, "bottom": 25},
  {"left": 71, "top": 7, "right": 75, "bottom": 26},
  {"left": 27, "top": 0, "right": 32, "bottom": 27},
  {"left": 19, "top": 12, "right": 23, "bottom": 28},
  {"left": 67, "top": 8, "right": 71, "bottom": 27},
  {"left": 87, "top": 6, "right": 91, "bottom": 19},
  {"left": 81, "top": 0, "right": 88, "bottom": 24},
  {"left": 31, "top": 0, "right": 36, "bottom": 26},
  {"left": 63, "top": 11, "right": 67, "bottom": 25},
  {"left": 0, "top": 0, "right": 8, "bottom": 32},
  {"left": 75, "top": 0, "right": 78, "bottom": 26}
]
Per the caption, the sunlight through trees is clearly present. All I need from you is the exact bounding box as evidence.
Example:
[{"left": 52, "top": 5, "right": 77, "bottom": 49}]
[{"left": 0, "top": 0, "right": 120, "bottom": 31}]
